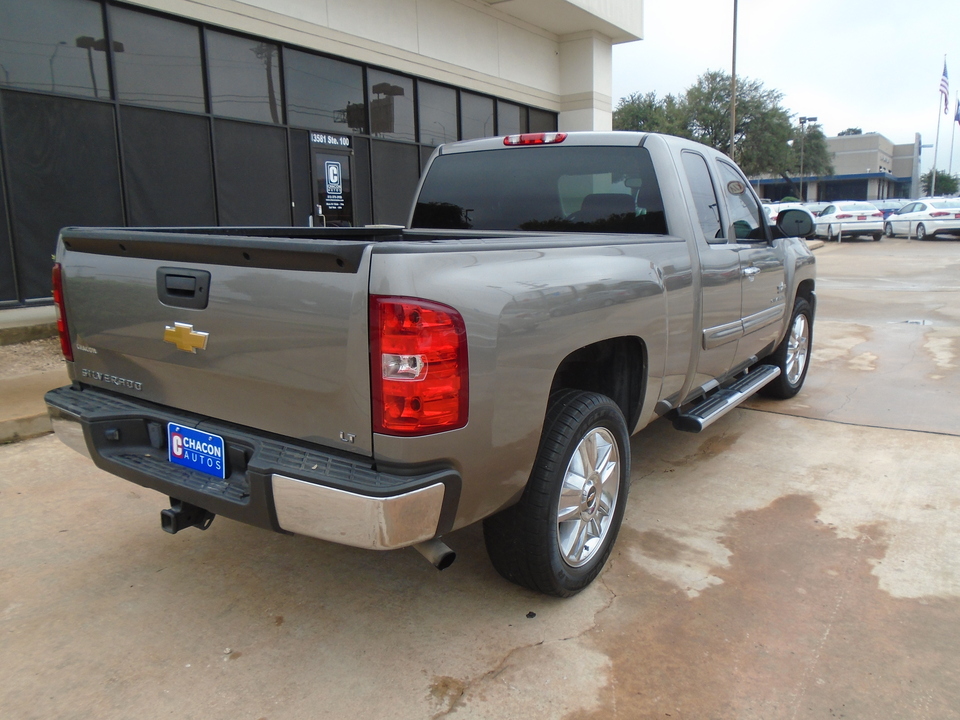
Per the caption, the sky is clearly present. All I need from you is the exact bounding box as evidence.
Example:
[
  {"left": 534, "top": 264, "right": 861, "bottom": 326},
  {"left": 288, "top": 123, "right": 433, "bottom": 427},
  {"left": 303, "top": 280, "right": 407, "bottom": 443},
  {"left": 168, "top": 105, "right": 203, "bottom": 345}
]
[{"left": 612, "top": 0, "right": 960, "bottom": 174}]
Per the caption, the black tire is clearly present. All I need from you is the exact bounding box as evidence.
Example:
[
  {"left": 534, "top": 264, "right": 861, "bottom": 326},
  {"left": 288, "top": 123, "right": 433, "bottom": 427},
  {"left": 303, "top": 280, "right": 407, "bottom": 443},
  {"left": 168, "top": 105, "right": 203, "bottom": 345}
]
[
  {"left": 872, "top": 232, "right": 882, "bottom": 242},
  {"left": 916, "top": 223, "right": 927, "bottom": 241},
  {"left": 827, "top": 224, "right": 835, "bottom": 241},
  {"left": 483, "top": 390, "right": 630, "bottom": 597},
  {"left": 885, "top": 222, "right": 895, "bottom": 238},
  {"left": 759, "top": 297, "right": 813, "bottom": 399}
]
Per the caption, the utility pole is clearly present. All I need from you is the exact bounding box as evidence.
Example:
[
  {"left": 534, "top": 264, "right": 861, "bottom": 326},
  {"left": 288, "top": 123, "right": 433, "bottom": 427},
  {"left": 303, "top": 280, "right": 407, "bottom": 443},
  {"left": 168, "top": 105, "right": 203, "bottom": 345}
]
[
  {"left": 798, "top": 116, "right": 817, "bottom": 200},
  {"left": 729, "top": 0, "right": 738, "bottom": 160}
]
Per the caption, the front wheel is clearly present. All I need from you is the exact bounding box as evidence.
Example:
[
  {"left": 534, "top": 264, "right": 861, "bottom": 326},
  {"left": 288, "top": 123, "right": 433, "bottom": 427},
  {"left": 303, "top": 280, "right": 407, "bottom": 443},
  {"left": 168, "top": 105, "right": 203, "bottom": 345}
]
[
  {"left": 483, "top": 390, "right": 630, "bottom": 597},
  {"left": 759, "top": 297, "right": 813, "bottom": 399},
  {"left": 916, "top": 223, "right": 928, "bottom": 241},
  {"left": 885, "top": 222, "right": 895, "bottom": 238}
]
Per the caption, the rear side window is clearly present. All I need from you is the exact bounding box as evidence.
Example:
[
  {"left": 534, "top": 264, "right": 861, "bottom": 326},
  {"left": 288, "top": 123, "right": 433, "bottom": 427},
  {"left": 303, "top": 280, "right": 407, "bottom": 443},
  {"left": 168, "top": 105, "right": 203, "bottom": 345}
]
[
  {"left": 680, "top": 151, "right": 723, "bottom": 241},
  {"left": 412, "top": 145, "right": 667, "bottom": 234}
]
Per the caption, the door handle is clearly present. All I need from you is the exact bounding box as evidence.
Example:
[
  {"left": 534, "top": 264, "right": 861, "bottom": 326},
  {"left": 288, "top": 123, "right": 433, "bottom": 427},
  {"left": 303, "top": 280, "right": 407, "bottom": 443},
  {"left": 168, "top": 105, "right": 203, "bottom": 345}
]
[{"left": 742, "top": 266, "right": 760, "bottom": 278}]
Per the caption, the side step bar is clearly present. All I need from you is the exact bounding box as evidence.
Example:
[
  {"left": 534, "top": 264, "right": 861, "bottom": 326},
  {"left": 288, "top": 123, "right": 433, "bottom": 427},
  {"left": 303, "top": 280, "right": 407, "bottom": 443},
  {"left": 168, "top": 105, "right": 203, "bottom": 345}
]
[{"left": 672, "top": 365, "right": 781, "bottom": 433}]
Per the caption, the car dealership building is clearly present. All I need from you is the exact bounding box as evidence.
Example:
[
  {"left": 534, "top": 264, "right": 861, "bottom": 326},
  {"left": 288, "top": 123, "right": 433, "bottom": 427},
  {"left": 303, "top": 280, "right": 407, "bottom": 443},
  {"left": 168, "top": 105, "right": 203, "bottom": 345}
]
[{"left": 0, "top": 0, "right": 641, "bottom": 306}]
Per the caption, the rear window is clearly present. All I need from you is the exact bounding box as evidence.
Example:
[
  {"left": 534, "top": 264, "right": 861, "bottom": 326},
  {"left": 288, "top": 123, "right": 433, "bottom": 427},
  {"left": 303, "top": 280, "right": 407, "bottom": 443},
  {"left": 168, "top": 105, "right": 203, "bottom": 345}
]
[
  {"left": 931, "top": 200, "right": 960, "bottom": 209},
  {"left": 838, "top": 202, "right": 878, "bottom": 212},
  {"left": 412, "top": 145, "right": 667, "bottom": 234}
]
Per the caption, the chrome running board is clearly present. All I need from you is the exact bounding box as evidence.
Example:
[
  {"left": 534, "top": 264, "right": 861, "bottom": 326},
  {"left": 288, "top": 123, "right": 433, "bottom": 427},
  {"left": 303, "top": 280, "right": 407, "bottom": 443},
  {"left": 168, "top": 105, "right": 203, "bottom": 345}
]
[{"left": 672, "top": 365, "right": 781, "bottom": 433}]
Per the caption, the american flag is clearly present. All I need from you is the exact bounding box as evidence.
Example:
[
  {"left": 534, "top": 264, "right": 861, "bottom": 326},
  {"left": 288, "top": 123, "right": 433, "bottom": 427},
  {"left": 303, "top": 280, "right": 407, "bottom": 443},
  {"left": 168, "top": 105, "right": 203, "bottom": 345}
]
[{"left": 940, "top": 61, "right": 950, "bottom": 114}]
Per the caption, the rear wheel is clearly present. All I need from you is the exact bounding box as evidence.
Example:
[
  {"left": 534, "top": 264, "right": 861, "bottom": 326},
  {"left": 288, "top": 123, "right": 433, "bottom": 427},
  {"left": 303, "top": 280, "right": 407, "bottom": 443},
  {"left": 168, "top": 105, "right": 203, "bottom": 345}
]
[
  {"left": 872, "top": 232, "right": 882, "bottom": 242},
  {"left": 483, "top": 390, "right": 630, "bottom": 597},
  {"left": 827, "top": 224, "right": 836, "bottom": 241},
  {"left": 916, "top": 223, "right": 928, "bottom": 240},
  {"left": 759, "top": 297, "right": 813, "bottom": 399}
]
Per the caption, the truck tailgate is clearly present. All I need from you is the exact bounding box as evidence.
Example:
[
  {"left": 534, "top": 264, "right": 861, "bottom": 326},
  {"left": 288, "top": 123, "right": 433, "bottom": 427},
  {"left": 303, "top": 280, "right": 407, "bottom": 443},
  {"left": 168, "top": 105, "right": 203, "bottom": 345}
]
[{"left": 58, "top": 229, "right": 376, "bottom": 456}]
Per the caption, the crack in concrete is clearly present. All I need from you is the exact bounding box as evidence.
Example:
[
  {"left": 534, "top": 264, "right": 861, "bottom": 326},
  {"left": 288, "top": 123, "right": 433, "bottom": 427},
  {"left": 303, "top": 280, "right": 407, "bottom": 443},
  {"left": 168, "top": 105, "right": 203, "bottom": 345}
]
[{"left": 430, "top": 578, "right": 619, "bottom": 719}]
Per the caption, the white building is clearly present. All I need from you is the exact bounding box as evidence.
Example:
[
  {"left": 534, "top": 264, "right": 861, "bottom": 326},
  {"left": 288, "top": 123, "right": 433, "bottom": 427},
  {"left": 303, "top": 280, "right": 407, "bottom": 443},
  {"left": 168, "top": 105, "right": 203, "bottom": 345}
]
[{"left": 0, "top": 0, "right": 642, "bottom": 305}]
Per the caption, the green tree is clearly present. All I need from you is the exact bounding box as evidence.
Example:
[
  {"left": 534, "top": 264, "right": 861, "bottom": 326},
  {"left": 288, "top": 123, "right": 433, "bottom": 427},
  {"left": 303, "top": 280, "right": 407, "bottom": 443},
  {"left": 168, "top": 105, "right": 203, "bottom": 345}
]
[
  {"left": 613, "top": 91, "right": 688, "bottom": 137},
  {"left": 921, "top": 169, "right": 959, "bottom": 196},
  {"left": 613, "top": 70, "right": 796, "bottom": 177},
  {"left": 838, "top": 127, "right": 863, "bottom": 136}
]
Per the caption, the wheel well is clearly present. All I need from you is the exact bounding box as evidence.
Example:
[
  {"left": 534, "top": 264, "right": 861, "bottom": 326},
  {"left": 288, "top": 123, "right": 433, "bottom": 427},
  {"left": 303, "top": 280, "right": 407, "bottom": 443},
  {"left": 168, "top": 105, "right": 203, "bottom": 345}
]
[
  {"left": 549, "top": 336, "right": 645, "bottom": 430},
  {"left": 796, "top": 279, "right": 815, "bottom": 314}
]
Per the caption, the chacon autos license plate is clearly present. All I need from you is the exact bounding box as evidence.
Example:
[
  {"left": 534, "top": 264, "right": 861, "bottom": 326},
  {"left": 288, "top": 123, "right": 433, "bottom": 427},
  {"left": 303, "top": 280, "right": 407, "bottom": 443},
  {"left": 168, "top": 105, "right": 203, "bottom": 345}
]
[{"left": 168, "top": 423, "right": 226, "bottom": 479}]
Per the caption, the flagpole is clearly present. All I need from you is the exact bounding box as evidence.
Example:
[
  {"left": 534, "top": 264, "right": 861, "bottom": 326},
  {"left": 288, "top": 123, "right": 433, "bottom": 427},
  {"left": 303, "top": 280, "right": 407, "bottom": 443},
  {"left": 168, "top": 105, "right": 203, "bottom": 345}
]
[
  {"left": 933, "top": 55, "right": 948, "bottom": 196},
  {"left": 951, "top": 93, "right": 958, "bottom": 175}
]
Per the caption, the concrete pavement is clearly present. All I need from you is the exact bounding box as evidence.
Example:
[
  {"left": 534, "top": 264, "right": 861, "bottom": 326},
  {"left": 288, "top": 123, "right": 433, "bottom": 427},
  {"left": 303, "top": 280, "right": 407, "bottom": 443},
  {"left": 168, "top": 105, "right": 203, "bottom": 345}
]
[{"left": 5, "top": 235, "right": 960, "bottom": 720}]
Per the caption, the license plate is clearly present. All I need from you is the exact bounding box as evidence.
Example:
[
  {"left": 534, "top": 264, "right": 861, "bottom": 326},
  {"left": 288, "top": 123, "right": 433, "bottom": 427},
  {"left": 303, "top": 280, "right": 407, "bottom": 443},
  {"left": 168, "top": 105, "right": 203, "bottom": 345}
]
[
  {"left": 168, "top": 423, "right": 226, "bottom": 479},
  {"left": 955, "top": 213, "right": 960, "bottom": 219},
  {"left": 857, "top": 215, "right": 866, "bottom": 220}
]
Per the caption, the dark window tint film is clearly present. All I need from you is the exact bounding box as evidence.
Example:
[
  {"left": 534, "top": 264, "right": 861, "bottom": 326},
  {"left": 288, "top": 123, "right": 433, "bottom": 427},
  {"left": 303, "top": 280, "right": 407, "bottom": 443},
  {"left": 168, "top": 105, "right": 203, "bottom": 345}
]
[
  {"left": 284, "top": 49, "right": 365, "bottom": 133},
  {"left": 214, "top": 119, "right": 290, "bottom": 225},
  {"left": 460, "top": 91, "right": 494, "bottom": 140},
  {"left": 2, "top": 91, "right": 123, "bottom": 299},
  {"left": 289, "top": 129, "right": 313, "bottom": 226},
  {"left": 371, "top": 140, "right": 419, "bottom": 225},
  {"left": 367, "top": 69, "right": 414, "bottom": 143},
  {"left": 528, "top": 107, "right": 557, "bottom": 133},
  {"left": 0, "top": 141, "right": 15, "bottom": 302},
  {"left": 0, "top": 0, "right": 110, "bottom": 99},
  {"left": 207, "top": 31, "right": 282, "bottom": 124},
  {"left": 413, "top": 145, "right": 666, "bottom": 235},
  {"left": 110, "top": 7, "right": 205, "bottom": 113},
  {"left": 496, "top": 100, "right": 527, "bottom": 136},
  {"left": 418, "top": 81, "right": 457, "bottom": 146},
  {"left": 352, "top": 136, "right": 373, "bottom": 226},
  {"left": 120, "top": 105, "right": 215, "bottom": 226}
]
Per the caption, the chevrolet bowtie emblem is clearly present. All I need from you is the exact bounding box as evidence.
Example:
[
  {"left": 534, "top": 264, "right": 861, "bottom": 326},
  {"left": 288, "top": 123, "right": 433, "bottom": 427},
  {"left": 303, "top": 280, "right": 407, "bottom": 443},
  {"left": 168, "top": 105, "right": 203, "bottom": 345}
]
[{"left": 163, "top": 322, "right": 209, "bottom": 353}]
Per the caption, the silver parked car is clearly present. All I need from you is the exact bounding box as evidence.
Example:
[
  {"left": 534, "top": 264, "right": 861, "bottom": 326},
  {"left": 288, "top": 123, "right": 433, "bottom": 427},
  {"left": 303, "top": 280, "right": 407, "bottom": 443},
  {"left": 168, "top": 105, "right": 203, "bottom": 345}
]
[
  {"left": 815, "top": 202, "right": 884, "bottom": 241},
  {"left": 884, "top": 199, "right": 960, "bottom": 240}
]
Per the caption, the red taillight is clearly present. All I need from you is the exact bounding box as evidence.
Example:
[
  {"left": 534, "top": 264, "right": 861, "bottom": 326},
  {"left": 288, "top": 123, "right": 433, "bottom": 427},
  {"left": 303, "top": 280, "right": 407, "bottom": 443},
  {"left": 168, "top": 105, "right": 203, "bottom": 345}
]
[
  {"left": 930, "top": 211, "right": 950, "bottom": 217},
  {"left": 52, "top": 263, "right": 73, "bottom": 362},
  {"left": 871, "top": 212, "right": 883, "bottom": 218},
  {"left": 835, "top": 214, "right": 853, "bottom": 219},
  {"left": 370, "top": 296, "right": 468, "bottom": 436},
  {"left": 503, "top": 132, "right": 567, "bottom": 146}
]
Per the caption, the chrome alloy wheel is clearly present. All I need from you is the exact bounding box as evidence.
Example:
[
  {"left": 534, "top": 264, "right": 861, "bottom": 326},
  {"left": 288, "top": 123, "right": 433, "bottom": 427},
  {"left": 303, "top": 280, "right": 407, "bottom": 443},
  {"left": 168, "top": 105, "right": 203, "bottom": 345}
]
[
  {"left": 785, "top": 312, "right": 810, "bottom": 385},
  {"left": 556, "top": 426, "right": 621, "bottom": 568}
]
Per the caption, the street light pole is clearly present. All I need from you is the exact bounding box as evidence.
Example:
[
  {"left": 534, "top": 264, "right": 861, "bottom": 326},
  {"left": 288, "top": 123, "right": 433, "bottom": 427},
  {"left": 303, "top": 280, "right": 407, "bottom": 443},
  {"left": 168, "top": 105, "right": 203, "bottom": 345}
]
[
  {"left": 798, "top": 115, "right": 817, "bottom": 201},
  {"left": 730, "top": 0, "right": 738, "bottom": 160}
]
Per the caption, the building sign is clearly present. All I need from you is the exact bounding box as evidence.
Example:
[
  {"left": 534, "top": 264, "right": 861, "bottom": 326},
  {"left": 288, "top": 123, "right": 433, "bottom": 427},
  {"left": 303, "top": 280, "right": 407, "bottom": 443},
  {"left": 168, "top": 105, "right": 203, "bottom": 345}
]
[
  {"left": 325, "top": 161, "right": 345, "bottom": 210},
  {"left": 311, "top": 132, "right": 352, "bottom": 148}
]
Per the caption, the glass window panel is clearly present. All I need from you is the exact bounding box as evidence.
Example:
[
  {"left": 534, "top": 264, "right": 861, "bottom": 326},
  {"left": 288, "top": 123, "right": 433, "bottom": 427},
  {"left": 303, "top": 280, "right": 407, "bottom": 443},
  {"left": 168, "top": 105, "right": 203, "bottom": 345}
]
[
  {"left": 496, "top": 100, "right": 526, "bottom": 136},
  {"left": 367, "top": 69, "right": 414, "bottom": 143},
  {"left": 371, "top": 140, "right": 419, "bottom": 224},
  {"left": 214, "top": 119, "right": 291, "bottom": 224},
  {"left": 109, "top": 7, "right": 204, "bottom": 113},
  {"left": 528, "top": 107, "right": 557, "bottom": 133},
  {"left": 2, "top": 92, "right": 123, "bottom": 299},
  {"left": 413, "top": 145, "right": 666, "bottom": 235},
  {"left": 284, "top": 49, "right": 365, "bottom": 133},
  {"left": 717, "top": 160, "right": 765, "bottom": 240},
  {"left": 681, "top": 151, "right": 723, "bottom": 241},
  {"left": 120, "top": 106, "right": 215, "bottom": 225},
  {"left": 418, "top": 81, "right": 457, "bottom": 146},
  {"left": 0, "top": 0, "right": 110, "bottom": 99},
  {"left": 460, "top": 91, "right": 494, "bottom": 140},
  {"left": 0, "top": 141, "right": 16, "bottom": 302},
  {"left": 207, "top": 30, "right": 282, "bottom": 124}
]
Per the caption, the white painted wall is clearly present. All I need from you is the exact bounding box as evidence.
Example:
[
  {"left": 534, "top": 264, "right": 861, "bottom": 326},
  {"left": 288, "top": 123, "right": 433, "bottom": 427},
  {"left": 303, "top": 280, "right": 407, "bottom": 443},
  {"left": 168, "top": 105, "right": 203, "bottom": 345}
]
[{"left": 125, "top": 0, "right": 639, "bottom": 130}]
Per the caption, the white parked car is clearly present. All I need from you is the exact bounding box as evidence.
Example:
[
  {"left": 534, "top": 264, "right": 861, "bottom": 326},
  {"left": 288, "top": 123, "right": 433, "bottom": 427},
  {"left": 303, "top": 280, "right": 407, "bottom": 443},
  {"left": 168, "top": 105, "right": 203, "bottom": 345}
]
[
  {"left": 815, "top": 202, "right": 884, "bottom": 241},
  {"left": 763, "top": 202, "right": 815, "bottom": 228},
  {"left": 884, "top": 199, "right": 960, "bottom": 240}
]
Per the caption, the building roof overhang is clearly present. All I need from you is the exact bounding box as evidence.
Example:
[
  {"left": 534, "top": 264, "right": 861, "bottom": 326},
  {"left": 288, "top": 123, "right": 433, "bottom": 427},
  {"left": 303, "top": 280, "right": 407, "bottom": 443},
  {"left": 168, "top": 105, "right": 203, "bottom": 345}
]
[{"left": 481, "top": 0, "right": 642, "bottom": 43}]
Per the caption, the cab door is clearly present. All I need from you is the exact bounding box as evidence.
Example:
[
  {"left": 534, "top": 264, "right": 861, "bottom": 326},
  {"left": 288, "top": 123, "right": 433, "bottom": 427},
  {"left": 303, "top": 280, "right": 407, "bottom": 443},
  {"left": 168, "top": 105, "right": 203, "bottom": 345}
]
[
  {"left": 310, "top": 132, "right": 355, "bottom": 227},
  {"left": 714, "top": 159, "right": 787, "bottom": 367}
]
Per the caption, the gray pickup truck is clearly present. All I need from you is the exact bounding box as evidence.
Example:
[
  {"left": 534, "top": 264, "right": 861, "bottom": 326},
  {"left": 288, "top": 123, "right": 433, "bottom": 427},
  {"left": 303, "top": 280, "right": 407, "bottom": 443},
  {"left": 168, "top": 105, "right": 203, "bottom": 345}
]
[{"left": 46, "top": 131, "right": 816, "bottom": 596}]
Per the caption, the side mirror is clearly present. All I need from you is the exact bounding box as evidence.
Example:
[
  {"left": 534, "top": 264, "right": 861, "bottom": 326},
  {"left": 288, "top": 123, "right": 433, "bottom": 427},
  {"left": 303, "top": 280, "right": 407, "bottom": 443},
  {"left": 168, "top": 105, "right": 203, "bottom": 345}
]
[{"left": 776, "top": 208, "right": 815, "bottom": 238}]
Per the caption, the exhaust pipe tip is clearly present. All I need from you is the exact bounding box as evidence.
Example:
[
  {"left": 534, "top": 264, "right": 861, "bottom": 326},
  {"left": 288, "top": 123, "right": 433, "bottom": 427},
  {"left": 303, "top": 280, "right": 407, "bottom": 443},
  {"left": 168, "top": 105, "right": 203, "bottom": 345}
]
[{"left": 413, "top": 538, "right": 456, "bottom": 570}]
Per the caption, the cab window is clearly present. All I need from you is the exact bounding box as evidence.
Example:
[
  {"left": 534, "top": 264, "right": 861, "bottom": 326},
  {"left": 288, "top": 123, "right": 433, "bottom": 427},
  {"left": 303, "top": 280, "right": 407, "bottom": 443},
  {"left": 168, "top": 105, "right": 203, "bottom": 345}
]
[
  {"left": 716, "top": 160, "right": 765, "bottom": 240},
  {"left": 680, "top": 151, "right": 724, "bottom": 242}
]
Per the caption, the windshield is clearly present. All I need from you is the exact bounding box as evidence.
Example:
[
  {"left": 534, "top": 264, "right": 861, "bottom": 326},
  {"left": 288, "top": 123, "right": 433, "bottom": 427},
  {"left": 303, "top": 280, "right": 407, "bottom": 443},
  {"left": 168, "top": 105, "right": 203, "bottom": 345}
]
[{"left": 412, "top": 145, "right": 668, "bottom": 234}]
